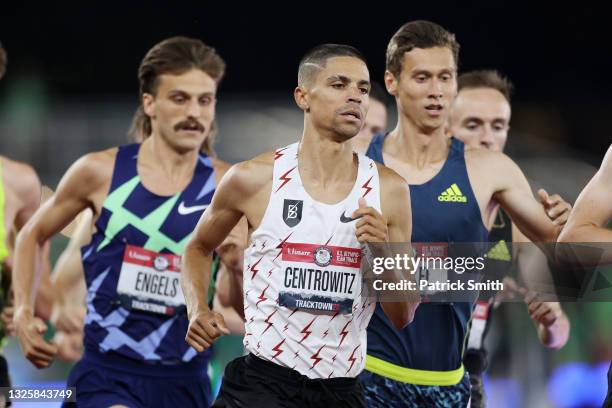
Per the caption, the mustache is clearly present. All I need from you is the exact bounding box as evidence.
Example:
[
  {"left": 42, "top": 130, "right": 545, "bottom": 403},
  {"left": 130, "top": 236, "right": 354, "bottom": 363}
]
[{"left": 174, "top": 118, "right": 205, "bottom": 132}]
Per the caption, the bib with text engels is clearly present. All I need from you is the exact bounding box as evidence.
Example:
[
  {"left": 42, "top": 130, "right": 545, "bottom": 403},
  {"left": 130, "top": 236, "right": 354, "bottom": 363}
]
[{"left": 117, "top": 245, "right": 186, "bottom": 316}]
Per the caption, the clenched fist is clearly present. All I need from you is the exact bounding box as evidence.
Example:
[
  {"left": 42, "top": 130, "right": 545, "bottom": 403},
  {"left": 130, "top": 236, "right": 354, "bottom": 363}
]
[{"left": 185, "top": 309, "right": 230, "bottom": 352}]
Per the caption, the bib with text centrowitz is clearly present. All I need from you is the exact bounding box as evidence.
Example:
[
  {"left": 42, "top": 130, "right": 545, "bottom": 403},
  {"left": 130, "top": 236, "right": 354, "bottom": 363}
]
[
  {"left": 279, "top": 242, "right": 361, "bottom": 314},
  {"left": 117, "top": 245, "right": 185, "bottom": 315}
]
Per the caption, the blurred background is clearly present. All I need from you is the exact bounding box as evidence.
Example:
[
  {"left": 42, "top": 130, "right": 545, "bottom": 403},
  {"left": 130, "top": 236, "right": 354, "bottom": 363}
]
[{"left": 1, "top": 2, "right": 611, "bottom": 407}]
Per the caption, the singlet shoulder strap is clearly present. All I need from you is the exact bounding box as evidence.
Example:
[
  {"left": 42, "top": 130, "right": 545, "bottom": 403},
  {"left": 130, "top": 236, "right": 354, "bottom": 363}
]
[{"left": 109, "top": 144, "right": 140, "bottom": 192}]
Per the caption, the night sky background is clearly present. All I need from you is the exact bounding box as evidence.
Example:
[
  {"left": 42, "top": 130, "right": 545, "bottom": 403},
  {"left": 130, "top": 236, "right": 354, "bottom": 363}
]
[{"left": 1, "top": 2, "right": 610, "bottom": 159}]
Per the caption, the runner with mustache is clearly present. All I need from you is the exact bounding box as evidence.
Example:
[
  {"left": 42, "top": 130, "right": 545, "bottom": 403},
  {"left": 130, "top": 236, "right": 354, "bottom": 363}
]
[{"left": 12, "top": 37, "right": 241, "bottom": 407}]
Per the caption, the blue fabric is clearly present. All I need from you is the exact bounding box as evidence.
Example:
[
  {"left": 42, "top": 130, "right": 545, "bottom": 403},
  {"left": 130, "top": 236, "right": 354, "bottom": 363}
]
[
  {"left": 82, "top": 143, "right": 215, "bottom": 367},
  {"left": 63, "top": 351, "right": 211, "bottom": 407},
  {"left": 366, "top": 134, "right": 488, "bottom": 372},
  {"left": 359, "top": 370, "right": 470, "bottom": 407}
]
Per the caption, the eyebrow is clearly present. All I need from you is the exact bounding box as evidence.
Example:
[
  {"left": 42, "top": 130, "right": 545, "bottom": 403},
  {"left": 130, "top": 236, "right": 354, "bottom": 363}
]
[
  {"left": 168, "top": 90, "right": 215, "bottom": 97},
  {"left": 327, "top": 75, "right": 370, "bottom": 87},
  {"left": 463, "top": 116, "right": 508, "bottom": 124},
  {"left": 412, "top": 68, "right": 454, "bottom": 76}
]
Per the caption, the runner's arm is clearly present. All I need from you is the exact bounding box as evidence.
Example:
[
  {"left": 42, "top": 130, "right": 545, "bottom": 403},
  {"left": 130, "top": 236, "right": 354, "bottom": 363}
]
[
  {"left": 368, "top": 166, "right": 419, "bottom": 329},
  {"left": 12, "top": 151, "right": 110, "bottom": 367},
  {"left": 493, "top": 154, "right": 561, "bottom": 244},
  {"left": 558, "top": 145, "right": 612, "bottom": 263}
]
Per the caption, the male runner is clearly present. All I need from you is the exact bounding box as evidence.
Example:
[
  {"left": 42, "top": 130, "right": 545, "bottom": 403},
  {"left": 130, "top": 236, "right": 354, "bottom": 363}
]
[
  {"left": 12, "top": 36, "right": 235, "bottom": 407},
  {"left": 352, "top": 82, "right": 389, "bottom": 154},
  {"left": 449, "top": 69, "right": 570, "bottom": 406},
  {"left": 362, "top": 20, "right": 567, "bottom": 406},
  {"left": 558, "top": 145, "right": 612, "bottom": 406},
  {"left": 182, "top": 44, "right": 419, "bottom": 408}
]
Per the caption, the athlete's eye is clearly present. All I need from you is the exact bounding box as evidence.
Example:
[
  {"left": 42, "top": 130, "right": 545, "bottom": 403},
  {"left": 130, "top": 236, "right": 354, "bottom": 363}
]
[
  {"left": 199, "top": 96, "right": 213, "bottom": 106},
  {"left": 332, "top": 83, "right": 345, "bottom": 89},
  {"left": 171, "top": 95, "right": 187, "bottom": 104},
  {"left": 465, "top": 122, "right": 480, "bottom": 131},
  {"left": 415, "top": 75, "right": 428, "bottom": 83},
  {"left": 440, "top": 73, "right": 452, "bottom": 82},
  {"left": 359, "top": 87, "right": 369, "bottom": 94}
]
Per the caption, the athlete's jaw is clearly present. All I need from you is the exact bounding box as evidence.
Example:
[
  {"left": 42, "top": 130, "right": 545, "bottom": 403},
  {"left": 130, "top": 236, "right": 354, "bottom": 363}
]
[{"left": 331, "top": 105, "right": 364, "bottom": 140}]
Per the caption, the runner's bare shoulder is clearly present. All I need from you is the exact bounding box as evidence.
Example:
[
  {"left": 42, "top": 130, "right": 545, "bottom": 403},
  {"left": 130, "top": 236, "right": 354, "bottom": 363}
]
[
  {"left": 464, "top": 146, "right": 516, "bottom": 173},
  {"left": 374, "top": 161, "right": 410, "bottom": 194},
  {"left": 222, "top": 151, "right": 274, "bottom": 198},
  {"left": 0, "top": 155, "right": 40, "bottom": 199},
  {"left": 60, "top": 148, "right": 118, "bottom": 194}
]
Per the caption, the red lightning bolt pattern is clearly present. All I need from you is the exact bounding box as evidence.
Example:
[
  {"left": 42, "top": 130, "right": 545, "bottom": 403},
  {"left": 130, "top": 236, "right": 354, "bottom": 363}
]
[{"left": 275, "top": 166, "right": 297, "bottom": 193}]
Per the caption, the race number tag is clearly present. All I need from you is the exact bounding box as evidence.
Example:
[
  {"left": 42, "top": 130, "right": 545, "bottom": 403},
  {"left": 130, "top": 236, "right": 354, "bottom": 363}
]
[
  {"left": 414, "top": 243, "right": 450, "bottom": 296},
  {"left": 278, "top": 243, "right": 361, "bottom": 314},
  {"left": 117, "top": 245, "right": 185, "bottom": 315}
]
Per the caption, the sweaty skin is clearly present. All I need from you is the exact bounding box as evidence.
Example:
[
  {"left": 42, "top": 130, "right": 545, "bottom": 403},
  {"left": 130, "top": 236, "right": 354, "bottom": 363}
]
[
  {"left": 559, "top": 144, "right": 612, "bottom": 262},
  {"left": 182, "top": 56, "right": 420, "bottom": 353},
  {"left": 12, "top": 68, "right": 244, "bottom": 369},
  {"left": 449, "top": 83, "right": 570, "bottom": 349}
]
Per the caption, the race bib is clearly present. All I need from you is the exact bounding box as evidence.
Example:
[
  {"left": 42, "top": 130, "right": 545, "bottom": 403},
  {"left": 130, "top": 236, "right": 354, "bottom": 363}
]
[
  {"left": 278, "top": 243, "right": 361, "bottom": 314},
  {"left": 414, "top": 243, "right": 450, "bottom": 297},
  {"left": 117, "top": 245, "right": 185, "bottom": 315}
]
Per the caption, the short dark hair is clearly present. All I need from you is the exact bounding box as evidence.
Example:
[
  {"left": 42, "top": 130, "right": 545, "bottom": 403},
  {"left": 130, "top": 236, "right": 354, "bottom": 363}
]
[
  {"left": 298, "top": 44, "right": 367, "bottom": 86},
  {"left": 458, "top": 70, "right": 514, "bottom": 102},
  {"left": 136, "top": 36, "right": 226, "bottom": 156},
  {"left": 370, "top": 82, "right": 389, "bottom": 108},
  {"left": 0, "top": 41, "right": 6, "bottom": 80},
  {"left": 386, "top": 20, "right": 459, "bottom": 78}
]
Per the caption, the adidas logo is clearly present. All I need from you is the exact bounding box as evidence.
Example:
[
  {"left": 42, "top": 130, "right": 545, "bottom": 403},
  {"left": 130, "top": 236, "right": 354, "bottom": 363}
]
[
  {"left": 487, "top": 240, "right": 511, "bottom": 261},
  {"left": 437, "top": 183, "right": 467, "bottom": 203}
]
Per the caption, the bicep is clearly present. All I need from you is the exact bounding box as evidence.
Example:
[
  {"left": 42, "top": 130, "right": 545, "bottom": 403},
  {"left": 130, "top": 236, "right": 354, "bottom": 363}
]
[
  {"left": 385, "top": 179, "right": 412, "bottom": 243},
  {"left": 190, "top": 176, "right": 245, "bottom": 253},
  {"left": 567, "top": 169, "right": 612, "bottom": 229},
  {"left": 495, "top": 160, "right": 554, "bottom": 242},
  {"left": 14, "top": 170, "right": 42, "bottom": 230},
  {"left": 23, "top": 159, "right": 99, "bottom": 243}
]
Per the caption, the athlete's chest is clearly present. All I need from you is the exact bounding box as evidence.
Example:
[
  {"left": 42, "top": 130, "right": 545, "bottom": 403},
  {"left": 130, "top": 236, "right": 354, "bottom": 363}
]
[
  {"left": 382, "top": 153, "right": 445, "bottom": 185},
  {"left": 98, "top": 154, "right": 216, "bottom": 254}
]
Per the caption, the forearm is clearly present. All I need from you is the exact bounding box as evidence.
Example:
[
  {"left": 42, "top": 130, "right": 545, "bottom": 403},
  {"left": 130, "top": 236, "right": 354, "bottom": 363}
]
[
  {"left": 52, "top": 249, "right": 86, "bottom": 308},
  {"left": 376, "top": 247, "right": 420, "bottom": 328},
  {"left": 182, "top": 242, "right": 213, "bottom": 319},
  {"left": 213, "top": 296, "right": 245, "bottom": 335},
  {"left": 537, "top": 311, "right": 570, "bottom": 349},
  {"left": 13, "top": 228, "right": 44, "bottom": 318}
]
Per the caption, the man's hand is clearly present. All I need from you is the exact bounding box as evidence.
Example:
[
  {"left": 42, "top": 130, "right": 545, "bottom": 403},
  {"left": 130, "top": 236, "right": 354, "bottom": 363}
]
[
  {"left": 523, "top": 290, "right": 562, "bottom": 327},
  {"left": 14, "top": 308, "right": 58, "bottom": 369},
  {"left": 538, "top": 189, "right": 572, "bottom": 226},
  {"left": 55, "top": 330, "right": 83, "bottom": 362},
  {"left": 50, "top": 304, "right": 86, "bottom": 334},
  {"left": 185, "top": 309, "right": 230, "bottom": 352},
  {"left": 353, "top": 197, "right": 388, "bottom": 243}
]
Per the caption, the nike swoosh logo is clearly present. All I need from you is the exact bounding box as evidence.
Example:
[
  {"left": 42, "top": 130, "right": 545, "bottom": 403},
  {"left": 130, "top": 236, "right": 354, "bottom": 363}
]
[
  {"left": 340, "top": 212, "right": 361, "bottom": 223},
  {"left": 178, "top": 202, "right": 209, "bottom": 215}
]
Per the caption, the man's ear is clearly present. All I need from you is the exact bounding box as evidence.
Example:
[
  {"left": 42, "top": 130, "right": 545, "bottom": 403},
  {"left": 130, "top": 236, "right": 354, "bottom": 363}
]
[
  {"left": 384, "top": 70, "right": 398, "bottom": 97},
  {"left": 142, "top": 93, "right": 156, "bottom": 118},
  {"left": 294, "top": 86, "right": 310, "bottom": 112}
]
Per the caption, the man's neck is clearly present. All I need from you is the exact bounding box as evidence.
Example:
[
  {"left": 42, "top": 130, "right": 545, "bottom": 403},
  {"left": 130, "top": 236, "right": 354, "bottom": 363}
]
[
  {"left": 141, "top": 135, "right": 199, "bottom": 184},
  {"left": 385, "top": 114, "right": 449, "bottom": 170},
  {"left": 299, "top": 122, "right": 356, "bottom": 187}
]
